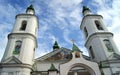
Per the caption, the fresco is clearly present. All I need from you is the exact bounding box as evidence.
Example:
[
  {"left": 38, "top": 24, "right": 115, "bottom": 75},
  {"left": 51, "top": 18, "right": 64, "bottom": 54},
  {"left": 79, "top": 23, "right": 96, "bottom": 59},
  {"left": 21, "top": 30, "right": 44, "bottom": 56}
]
[{"left": 47, "top": 50, "right": 72, "bottom": 61}]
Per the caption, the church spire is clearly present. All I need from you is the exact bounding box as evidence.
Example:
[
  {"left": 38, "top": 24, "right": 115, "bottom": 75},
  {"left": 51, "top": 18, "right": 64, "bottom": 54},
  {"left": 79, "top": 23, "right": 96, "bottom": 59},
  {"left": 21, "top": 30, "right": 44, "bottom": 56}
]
[
  {"left": 53, "top": 41, "right": 60, "bottom": 50},
  {"left": 72, "top": 43, "right": 82, "bottom": 52},
  {"left": 48, "top": 63, "right": 58, "bottom": 71},
  {"left": 26, "top": 4, "right": 35, "bottom": 14},
  {"left": 71, "top": 43, "right": 83, "bottom": 58}
]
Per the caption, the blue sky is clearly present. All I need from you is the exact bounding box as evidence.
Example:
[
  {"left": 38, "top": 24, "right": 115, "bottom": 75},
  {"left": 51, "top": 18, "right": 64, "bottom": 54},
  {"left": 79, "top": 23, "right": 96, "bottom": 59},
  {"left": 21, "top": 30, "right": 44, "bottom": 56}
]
[{"left": 0, "top": 0, "right": 120, "bottom": 60}]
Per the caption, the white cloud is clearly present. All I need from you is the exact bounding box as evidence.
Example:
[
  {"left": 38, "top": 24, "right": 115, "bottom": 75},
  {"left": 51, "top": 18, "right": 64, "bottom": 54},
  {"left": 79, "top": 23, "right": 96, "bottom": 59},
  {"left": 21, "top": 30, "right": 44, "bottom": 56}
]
[
  {"left": 0, "top": 23, "right": 11, "bottom": 61},
  {"left": 50, "top": 0, "right": 82, "bottom": 8},
  {"left": 35, "top": 43, "right": 52, "bottom": 58},
  {"left": 63, "top": 29, "right": 71, "bottom": 44},
  {"left": 0, "top": 4, "right": 19, "bottom": 23}
]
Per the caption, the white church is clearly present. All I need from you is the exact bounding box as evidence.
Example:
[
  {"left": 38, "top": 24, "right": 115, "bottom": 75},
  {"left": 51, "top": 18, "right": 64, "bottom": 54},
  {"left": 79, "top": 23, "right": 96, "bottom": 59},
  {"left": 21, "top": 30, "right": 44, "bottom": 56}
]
[{"left": 0, "top": 4, "right": 120, "bottom": 75}]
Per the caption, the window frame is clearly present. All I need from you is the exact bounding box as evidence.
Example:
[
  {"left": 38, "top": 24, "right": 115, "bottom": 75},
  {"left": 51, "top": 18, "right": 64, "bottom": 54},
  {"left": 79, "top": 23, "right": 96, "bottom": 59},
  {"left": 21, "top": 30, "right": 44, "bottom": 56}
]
[
  {"left": 13, "top": 40, "right": 22, "bottom": 54},
  {"left": 103, "top": 39, "right": 114, "bottom": 52}
]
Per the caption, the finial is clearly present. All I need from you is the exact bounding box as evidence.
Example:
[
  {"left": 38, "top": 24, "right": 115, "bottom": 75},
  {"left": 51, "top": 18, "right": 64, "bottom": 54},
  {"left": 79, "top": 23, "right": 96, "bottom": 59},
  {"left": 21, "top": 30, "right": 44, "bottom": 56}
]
[
  {"left": 72, "top": 44, "right": 80, "bottom": 52},
  {"left": 27, "top": 4, "right": 34, "bottom": 11},
  {"left": 26, "top": 4, "right": 35, "bottom": 14},
  {"left": 71, "top": 41, "right": 82, "bottom": 53},
  {"left": 82, "top": 6, "right": 91, "bottom": 16},
  {"left": 53, "top": 41, "right": 60, "bottom": 50},
  {"left": 48, "top": 63, "right": 58, "bottom": 71},
  {"left": 82, "top": 6, "right": 90, "bottom": 13}
]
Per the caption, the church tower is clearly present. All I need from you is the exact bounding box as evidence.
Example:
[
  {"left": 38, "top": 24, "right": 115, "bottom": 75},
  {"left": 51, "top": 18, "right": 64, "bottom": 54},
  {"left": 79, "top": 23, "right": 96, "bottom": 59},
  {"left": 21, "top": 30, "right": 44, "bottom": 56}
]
[
  {"left": 80, "top": 6, "right": 120, "bottom": 75},
  {"left": 0, "top": 5, "right": 38, "bottom": 75}
]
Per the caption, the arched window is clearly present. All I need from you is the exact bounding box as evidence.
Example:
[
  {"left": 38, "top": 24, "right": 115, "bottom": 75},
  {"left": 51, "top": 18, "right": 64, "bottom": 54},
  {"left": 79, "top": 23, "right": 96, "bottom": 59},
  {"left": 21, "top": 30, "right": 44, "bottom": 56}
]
[
  {"left": 84, "top": 27, "right": 88, "bottom": 38},
  {"left": 95, "top": 20, "right": 103, "bottom": 30},
  {"left": 20, "top": 20, "right": 27, "bottom": 30},
  {"left": 75, "top": 52, "right": 80, "bottom": 58},
  {"left": 89, "top": 46, "right": 95, "bottom": 59},
  {"left": 103, "top": 39, "right": 113, "bottom": 52},
  {"left": 13, "top": 40, "right": 22, "bottom": 54}
]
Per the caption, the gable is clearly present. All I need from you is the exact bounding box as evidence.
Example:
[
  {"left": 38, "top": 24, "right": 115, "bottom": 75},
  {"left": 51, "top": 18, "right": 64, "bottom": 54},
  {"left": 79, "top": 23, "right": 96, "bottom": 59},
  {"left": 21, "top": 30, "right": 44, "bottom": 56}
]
[
  {"left": 35, "top": 47, "right": 72, "bottom": 61},
  {"left": 2, "top": 56, "right": 22, "bottom": 64},
  {"left": 46, "top": 49, "right": 72, "bottom": 61},
  {"left": 8, "top": 60, "right": 17, "bottom": 63}
]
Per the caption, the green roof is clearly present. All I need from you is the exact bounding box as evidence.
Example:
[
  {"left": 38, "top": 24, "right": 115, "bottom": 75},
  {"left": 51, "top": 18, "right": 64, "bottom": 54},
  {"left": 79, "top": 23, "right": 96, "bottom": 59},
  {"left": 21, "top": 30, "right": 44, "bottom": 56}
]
[
  {"left": 82, "top": 6, "right": 91, "bottom": 13},
  {"left": 48, "top": 63, "right": 58, "bottom": 71},
  {"left": 53, "top": 41, "right": 60, "bottom": 50},
  {"left": 72, "top": 43, "right": 81, "bottom": 52},
  {"left": 27, "top": 4, "right": 34, "bottom": 11}
]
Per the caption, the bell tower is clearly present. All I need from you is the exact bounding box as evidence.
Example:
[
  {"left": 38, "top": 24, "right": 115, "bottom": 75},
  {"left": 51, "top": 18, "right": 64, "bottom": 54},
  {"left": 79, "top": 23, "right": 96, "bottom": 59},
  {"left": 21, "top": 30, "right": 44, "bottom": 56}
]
[
  {"left": 0, "top": 5, "right": 38, "bottom": 75},
  {"left": 81, "top": 6, "right": 120, "bottom": 62},
  {"left": 80, "top": 6, "right": 120, "bottom": 75}
]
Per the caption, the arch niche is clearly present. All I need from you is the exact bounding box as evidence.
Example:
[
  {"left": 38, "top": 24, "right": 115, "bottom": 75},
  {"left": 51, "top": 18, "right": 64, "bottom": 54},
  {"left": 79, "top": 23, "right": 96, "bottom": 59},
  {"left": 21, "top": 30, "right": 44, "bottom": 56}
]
[
  {"left": 60, "top": 52, "right": 101, "bottom": 75},
  {"left": 67, "top": 63, "right": 95, "bottom": 75}
]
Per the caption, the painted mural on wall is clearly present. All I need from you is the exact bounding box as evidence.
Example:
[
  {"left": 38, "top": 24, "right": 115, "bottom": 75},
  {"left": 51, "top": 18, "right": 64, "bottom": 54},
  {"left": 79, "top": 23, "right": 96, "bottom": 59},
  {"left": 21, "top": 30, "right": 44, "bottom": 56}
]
[{"left": 47, "top": 50, "right": 72, "bottom": 61}]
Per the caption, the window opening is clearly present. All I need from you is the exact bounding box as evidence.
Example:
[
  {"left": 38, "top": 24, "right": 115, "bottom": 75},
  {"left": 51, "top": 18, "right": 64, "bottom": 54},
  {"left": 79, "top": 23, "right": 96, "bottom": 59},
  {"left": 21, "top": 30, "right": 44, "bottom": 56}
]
[
  {"left": 84, "top": 27, "right": 88, "bottom": 38},
  {"left": 89, "top": 46, "right": 95, "bottom": 59},
  {"left": 20, "top": 20, "right": 27, "bottom": 30},
  {"left": 95, "top": 20, "right": 103, "bottom": 30}
]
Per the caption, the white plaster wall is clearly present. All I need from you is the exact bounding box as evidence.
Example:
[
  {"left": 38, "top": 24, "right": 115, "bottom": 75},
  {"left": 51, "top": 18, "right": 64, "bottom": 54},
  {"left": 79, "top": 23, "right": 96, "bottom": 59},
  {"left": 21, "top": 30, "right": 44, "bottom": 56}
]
[
  {"left": 83, "top": 10, "right": 91, "bottom": 16},
  {"left": 86, "top": 37, "right": 108, "bottom": 62},
  {"left": 12, "top": 15, "right": 38, "bottom": 36},
  {"left": 2, "top": 36, "right": 35, "bottom": 65},
  {"left": 26, "top": 10, "right": 34, "bottom": 14},
  {"left": 0, "top": 67, "right": 31, "bottom": 75},
  {"left": 110, "top": 62, "right": 120, "bottom": 73},
  {"left": 102, "top": 68, "right": 111, "bottom": 75},
  {"left": 48, "top": 71, "right": 57, "bottom": 75},
  {"left": 2, "top": 38, "right": 16, "bottom": 61},
  {"left": 86, "top": 34, "right": 120, "bottom": 62},
  {"left": 81, "top": 16, "right": 109, "bottom": 40},
  {"left": 19, "top": 38, "right": 35, "bottom": 65},
  {"left": 36, "top": 62, "right": 59, "bottom": 71}
]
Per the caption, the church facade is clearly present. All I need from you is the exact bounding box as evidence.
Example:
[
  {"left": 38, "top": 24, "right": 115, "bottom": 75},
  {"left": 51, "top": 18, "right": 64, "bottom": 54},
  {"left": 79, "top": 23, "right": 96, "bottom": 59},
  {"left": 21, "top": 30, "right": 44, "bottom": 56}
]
[{"left": 0, "top": 5, "right": 120, "bottom": 75}]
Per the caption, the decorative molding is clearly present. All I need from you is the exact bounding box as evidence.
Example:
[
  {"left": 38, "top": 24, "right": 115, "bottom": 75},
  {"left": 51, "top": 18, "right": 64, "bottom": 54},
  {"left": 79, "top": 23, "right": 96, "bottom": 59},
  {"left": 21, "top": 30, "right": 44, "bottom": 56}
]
[
  {"left": 80, "top": 14, "right": 103, "bottom": 29},
  {"left": 8, "top": 33, "right": 38, "bottom": 48},
  {"left": 0, "top": 63, "right": 32, "bottom": 69},
  {"left": 85, "top": 32, "right": 113, "bottom": 47}
]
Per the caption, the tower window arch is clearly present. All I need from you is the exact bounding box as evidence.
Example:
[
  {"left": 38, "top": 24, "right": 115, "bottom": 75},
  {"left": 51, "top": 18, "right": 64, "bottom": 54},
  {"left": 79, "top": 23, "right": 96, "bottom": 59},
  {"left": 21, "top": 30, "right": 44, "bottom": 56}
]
[
  {"left": 103, "top": 39, "right": 114, "bottom": 52},
  {"left": 95, "top": 20, "right": 103, "bottom": 30},
  {"left": 84, "top": 27, "right": 88, "bottom": 38},
  {"left": 13, "top": 40, "right": 22, "bottom": 54},
  {"left": 20, "top": 20, "right": 27, "bottom": 30}
]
